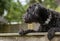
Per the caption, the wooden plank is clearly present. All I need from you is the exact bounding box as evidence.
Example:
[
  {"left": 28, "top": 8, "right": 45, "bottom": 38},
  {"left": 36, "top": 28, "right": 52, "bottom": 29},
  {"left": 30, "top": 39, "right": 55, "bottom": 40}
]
[
  {"left": 0, "top": 33, "right": 19, "bottom": 37},
  {"left": 0, "top": 32, "right": 60, "bottom": 37}
]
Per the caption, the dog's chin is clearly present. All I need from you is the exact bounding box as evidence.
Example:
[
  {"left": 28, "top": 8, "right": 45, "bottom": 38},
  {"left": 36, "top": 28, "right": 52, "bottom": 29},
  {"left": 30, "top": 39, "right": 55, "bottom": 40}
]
[
  {"left": 24, "top": 20, "right": 39, "bottom": 24},
  {"left": 24, "top": 20, "right": 33, "bottom": 23}
]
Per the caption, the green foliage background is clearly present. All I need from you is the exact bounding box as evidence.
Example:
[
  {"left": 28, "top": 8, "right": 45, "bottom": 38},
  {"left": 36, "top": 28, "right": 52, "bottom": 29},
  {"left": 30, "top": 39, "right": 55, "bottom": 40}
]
[{"left": 0, "top": 0, "right": 60, "bottom": 23}]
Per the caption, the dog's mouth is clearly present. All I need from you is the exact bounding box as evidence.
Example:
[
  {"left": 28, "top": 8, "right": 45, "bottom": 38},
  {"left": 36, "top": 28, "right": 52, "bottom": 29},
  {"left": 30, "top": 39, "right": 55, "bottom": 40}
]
[
  {"left": 24, "top": 19, "right": 33, "bottom": 23},
  {"left": 22, "top": 18, "right": 31, "bottom": 23}
]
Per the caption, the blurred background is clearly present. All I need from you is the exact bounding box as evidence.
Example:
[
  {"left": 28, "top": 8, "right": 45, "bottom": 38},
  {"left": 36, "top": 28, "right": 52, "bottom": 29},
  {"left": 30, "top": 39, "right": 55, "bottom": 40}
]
[{"left": 0, "top": 0, "right": 60, "bottom": 33}]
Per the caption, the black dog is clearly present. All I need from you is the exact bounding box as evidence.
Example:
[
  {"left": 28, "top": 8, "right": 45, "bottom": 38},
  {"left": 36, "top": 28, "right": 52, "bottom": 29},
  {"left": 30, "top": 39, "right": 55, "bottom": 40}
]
[{"left": 19, "top": 3, "right": 60, "bottom": 40}]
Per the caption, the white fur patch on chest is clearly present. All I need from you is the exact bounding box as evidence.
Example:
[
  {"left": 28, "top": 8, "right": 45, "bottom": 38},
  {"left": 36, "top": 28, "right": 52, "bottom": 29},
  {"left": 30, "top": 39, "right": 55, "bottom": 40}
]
[{"left": 43, "top": 13, "right": 52, "bottom": 25}]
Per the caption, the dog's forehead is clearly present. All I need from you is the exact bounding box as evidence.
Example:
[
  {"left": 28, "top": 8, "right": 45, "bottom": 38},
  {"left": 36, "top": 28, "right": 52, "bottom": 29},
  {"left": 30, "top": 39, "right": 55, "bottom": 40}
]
[
  {"left": 31, "top": 3, "right": 39, "bottom": 8},
  {"left": 27, "top": 3, "right": 43, "bottom": 13},
  {"left": 29, "top": 3, "right": 43, "bottom": 9},
  {"left": 27, "top": 4, "right": 39, "bottom": 11}
]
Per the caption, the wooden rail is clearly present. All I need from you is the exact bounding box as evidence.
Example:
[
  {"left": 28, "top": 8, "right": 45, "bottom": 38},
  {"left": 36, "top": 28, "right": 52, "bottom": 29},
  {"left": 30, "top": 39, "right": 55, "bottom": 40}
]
[
  {"left": 0, "top": 32, "right": 60, "bottom": 41},
  {"left": 0, "top": 32, "right": 60, "bottom": 36}
]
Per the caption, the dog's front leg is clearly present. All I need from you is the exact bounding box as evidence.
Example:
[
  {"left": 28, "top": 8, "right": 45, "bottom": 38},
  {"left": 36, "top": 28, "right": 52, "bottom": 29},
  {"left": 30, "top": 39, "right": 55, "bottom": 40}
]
[
  {"left": 47, "top": 27, "right": 60, "bottom": 40},
  {"left": 19, "top": 29, "right": 37, "bottom": 36}
]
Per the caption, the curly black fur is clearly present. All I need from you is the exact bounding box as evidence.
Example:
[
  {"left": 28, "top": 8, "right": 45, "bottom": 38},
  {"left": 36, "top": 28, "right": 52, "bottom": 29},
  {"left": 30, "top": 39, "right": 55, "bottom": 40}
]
[{"left": 19, "top": 3, "right": 60, "bottom": 40}]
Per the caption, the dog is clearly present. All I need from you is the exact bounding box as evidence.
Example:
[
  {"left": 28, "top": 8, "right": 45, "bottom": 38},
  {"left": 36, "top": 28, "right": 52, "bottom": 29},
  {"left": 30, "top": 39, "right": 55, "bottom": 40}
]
[{"left": 19, "top": 3, "right": 60, "bottom": 40}]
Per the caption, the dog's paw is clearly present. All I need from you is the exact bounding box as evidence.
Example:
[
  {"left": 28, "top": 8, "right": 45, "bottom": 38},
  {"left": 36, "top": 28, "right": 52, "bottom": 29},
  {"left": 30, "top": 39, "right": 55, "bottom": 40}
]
[
  {"left": 47, "top": 28, "right": 55, "bottom": 40},
  {"left": 19, "top": 29, "right": 27, "bottom": 36}
]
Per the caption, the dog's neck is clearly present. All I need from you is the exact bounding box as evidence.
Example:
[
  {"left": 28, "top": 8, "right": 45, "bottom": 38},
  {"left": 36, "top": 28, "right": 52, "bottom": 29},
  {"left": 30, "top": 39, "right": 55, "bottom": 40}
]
[{"left": 43, "top": 11, "right": 52, "bottom": 25}]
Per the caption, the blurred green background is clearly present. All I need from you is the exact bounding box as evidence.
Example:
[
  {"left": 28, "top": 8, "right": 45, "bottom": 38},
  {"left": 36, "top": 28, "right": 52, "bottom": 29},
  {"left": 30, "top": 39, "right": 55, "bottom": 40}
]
[{"left": 0, "top": 0, "right": 60, "bottom": 33}]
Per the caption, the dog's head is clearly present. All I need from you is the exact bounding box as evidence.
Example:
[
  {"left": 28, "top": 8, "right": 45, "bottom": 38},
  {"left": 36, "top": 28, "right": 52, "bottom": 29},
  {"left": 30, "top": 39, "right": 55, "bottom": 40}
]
[{"left": 23, "top": 3, "right": 49, "bottom": 24}]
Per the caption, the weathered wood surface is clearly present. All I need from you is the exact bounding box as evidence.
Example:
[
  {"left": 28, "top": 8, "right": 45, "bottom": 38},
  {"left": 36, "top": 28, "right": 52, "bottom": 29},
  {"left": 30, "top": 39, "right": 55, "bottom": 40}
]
[{"left": 0, "top": 32, "right": 60, "bottom": 41}]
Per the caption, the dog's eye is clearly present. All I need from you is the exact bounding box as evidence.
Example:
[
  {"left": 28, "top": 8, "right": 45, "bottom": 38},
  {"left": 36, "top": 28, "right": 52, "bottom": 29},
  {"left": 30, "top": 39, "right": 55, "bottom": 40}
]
[{"left": 34, "top": 4, "right": 36, "bottom": 6}]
